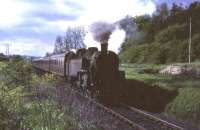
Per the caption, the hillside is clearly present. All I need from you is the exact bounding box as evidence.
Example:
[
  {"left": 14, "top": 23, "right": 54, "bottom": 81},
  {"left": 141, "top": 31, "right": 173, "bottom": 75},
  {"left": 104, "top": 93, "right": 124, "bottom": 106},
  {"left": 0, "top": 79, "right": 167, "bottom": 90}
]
[{"left": 119, "top": 2, "right": 200, "bottom": 64}]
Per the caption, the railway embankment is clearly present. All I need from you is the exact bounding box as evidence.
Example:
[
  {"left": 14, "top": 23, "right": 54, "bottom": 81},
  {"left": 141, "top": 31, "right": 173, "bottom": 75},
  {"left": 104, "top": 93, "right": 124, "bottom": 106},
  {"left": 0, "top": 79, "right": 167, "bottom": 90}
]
[
  {"left": 0, "top": 60, "right": 99, "bottom": 130},
  {"left": 121, "top": 79, "right": 178, "bottom": 113},
  {"left": 121, "top": 63, "right": 200, "bottom": 129}
]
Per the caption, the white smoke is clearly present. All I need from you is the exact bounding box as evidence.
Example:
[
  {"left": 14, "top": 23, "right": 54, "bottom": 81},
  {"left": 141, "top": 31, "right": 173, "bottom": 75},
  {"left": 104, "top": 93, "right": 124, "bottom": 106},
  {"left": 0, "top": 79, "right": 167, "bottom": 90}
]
[
  {"left": 108, "top": 26, "right": 125, "bottom": 53},
  {"left": 84, "top": 31, "right": 100, "bottom": 50},
  {"left": 85, "top": 22, "right": 125, "bottom": 53}
]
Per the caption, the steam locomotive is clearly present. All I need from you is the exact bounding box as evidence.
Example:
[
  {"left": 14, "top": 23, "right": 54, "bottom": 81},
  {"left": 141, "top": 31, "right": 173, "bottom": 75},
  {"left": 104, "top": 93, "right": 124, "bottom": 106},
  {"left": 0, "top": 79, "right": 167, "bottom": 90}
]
[{"left": 32, "top": 43, "right": 125, "bottom": 102}]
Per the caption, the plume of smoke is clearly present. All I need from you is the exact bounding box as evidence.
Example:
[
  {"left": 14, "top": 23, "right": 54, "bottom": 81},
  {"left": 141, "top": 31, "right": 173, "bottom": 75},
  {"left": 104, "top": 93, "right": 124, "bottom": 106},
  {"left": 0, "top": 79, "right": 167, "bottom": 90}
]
[
  {"left": 118, "top": 16, "right": 137, "bottom": 40},
  {"left": 118, "top": 15, "right": 147, "bottom": 43},
  {"left": 90, "top": 22, "right": 115, "bottom": 44}
]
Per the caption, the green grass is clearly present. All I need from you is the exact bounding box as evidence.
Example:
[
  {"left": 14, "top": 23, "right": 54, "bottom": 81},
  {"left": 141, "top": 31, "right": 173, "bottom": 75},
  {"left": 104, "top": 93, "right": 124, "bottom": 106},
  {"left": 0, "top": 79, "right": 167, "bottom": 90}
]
[
  {"left": 0, "top": 61, "right": 6, "bottom": 67},
  {"left": 0, "top": 62, "right": 6, "bottom": 80},
  {"left": 173, "top": 61, "right": 200, "bottom": 67},
  {"left": 120, "top": 63, "right": 200, "bottom": 90},
  {"left": 166, "top": 87, "right": 200, "bottom": 128}
]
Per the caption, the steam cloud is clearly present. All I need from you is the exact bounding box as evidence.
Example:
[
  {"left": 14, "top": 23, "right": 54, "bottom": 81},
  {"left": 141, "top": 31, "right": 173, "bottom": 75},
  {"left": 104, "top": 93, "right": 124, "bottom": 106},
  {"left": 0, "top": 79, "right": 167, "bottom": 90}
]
[
  {"left": 90, "top": 22, "right": 116, "bottom": 44},
  {"left": 88, "top": 18, "right": 137, "bottom": 52},
  {"left": 118, "top": 16, "right": 137, "bottom": 40}
]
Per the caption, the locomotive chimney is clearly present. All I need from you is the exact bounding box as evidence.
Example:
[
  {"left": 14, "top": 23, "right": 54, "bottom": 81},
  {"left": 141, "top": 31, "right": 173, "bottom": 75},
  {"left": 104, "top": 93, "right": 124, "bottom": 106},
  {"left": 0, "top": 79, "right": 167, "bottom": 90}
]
[{"left": 101, "top": 42, "right": 108, "bottom": 54}]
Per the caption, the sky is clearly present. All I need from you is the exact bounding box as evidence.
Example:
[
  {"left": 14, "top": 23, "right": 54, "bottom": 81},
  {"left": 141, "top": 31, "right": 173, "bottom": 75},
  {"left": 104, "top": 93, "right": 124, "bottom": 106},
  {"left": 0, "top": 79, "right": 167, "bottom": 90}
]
[{"left": 0, "top": 0, "right": 198, "bottom": 56}]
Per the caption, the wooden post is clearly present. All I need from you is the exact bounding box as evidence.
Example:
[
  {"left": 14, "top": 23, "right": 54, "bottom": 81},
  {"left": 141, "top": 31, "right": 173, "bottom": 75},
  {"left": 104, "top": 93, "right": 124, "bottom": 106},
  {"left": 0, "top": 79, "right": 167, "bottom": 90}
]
[{"left": 188, "top": 17, "right": 192, "bottom": 64}]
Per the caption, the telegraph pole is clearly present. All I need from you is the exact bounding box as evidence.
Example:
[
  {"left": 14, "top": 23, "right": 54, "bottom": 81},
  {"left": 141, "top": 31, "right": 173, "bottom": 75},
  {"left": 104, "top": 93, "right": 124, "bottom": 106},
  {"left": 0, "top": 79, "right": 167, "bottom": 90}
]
[
  {"left": 4, "top": 44, "right": 10, "bottom": 56},
  {"left": 188, "top": 17, "right": 192, "bottom": 64}
]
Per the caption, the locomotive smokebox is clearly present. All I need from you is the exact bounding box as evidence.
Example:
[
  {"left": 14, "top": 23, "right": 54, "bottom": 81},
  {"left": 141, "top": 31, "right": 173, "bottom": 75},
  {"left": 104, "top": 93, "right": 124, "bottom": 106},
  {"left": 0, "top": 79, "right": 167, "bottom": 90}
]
[{"left": 101, "top": 42, "right": 108, "bottom": 54}]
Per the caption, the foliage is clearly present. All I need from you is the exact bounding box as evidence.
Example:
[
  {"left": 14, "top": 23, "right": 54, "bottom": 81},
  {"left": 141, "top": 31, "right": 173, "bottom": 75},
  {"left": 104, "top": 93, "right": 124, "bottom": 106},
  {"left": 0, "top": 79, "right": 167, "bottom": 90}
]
[
  {"left": 0, "top": 60, "right": 33, "bottom": 87},
  {"left": 0, "top": 61, "right": 98, "bottom": 130},
  {"left": 22, "top": 98, "right": 78, "bottom": 130},
  {"left": 53, "top": 36, "right": 64, "bottom": 54},
  {"left": 119, "top": 2, "right": 200, "bottom": 64},
  {"left": 165, "top": 87, "right": 200, "bottom": 128},
  {"left": 10, "top": 55, "right": 24, "bottom": 62},
  {"left": 0, "top": 61, "right": 28, "bottom": 129},
  {"left": 0, "top": 53, "right": 8, "bottom": 61},
  {"left": 0, "top": 83, "right": 23, "bottom": 129}
]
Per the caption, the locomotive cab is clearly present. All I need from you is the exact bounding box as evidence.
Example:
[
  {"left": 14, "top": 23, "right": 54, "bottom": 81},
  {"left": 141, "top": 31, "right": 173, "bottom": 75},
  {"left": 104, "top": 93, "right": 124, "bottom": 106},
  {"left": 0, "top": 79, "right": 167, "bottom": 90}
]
[{"left": 76, "top": 47, "right": 99, "bottom": 95}]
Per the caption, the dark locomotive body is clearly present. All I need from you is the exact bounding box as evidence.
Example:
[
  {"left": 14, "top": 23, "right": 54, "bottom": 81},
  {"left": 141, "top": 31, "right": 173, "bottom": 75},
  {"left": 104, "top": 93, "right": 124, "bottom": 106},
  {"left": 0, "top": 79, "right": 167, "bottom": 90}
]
[{"left": 33, "top": 44, "right": 124, "bottom": 103}]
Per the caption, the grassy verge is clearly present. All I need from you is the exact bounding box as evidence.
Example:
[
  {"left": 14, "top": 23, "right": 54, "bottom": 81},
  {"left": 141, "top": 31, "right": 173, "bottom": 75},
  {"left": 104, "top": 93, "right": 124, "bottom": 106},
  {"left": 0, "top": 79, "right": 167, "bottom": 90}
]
[
  {"left": 0, "top": 60, "right": 98, "bottom": 130},
  {"left": 120, "top": 63, "right": 200, "bottom": 90},
  {"left": 120, "top": 63, "right": 200, "bottom": 128},
  {"left": 165, "top": 87, "right": 200, "bottom": 128}
]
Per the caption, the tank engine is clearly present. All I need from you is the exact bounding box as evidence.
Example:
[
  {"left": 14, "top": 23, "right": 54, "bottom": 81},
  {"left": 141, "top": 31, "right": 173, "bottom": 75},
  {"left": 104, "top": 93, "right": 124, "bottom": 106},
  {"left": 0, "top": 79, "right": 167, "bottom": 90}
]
[
  {"left": 87, "top": 43, "right": 124, "bottom": 101},
  {"left": 33, "top": 43, "right": 124, "bottom": 103}
]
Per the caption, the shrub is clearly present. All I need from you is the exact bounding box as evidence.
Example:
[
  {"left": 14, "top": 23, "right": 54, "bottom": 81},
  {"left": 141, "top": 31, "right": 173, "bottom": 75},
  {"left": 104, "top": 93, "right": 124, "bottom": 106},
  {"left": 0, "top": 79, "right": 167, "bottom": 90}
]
[
  {"left": 165, "top": 87, "right": 200, "bottom": 128},
  {"left": 0, "top": 60, "right": 33, "bottom": 87},
  {"left": 0, "top": 61, "right": 98, "bottom": 130}
]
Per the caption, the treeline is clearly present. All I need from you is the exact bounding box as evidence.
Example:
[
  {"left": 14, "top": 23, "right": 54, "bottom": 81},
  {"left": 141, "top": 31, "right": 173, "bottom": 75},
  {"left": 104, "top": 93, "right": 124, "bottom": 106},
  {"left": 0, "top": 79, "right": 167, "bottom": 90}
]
[
  {"left": 119, "top": 2, "right": 200, "bottom": 64},
  {"left": 0, "top": 53, "right": 8, "bottom": 61}
]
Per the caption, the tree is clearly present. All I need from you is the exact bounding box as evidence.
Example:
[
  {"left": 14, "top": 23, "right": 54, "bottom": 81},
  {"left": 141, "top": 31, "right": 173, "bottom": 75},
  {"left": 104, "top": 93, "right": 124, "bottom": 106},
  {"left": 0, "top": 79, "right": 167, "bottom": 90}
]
[
  {"left": 169, "top": 3, "right": 184, "bottom": 24},
  {"left": 134, "top": 15, "right": 151, "bottom": 31},
  {"left": 0, "top": 53, "right": 8, "bottom": 61},
  {"left": 53, "top": 36, "right": 64, "bottom": 54},
  {"left": 45, "top": 52, "right": 51, "bottom": 57},
  {"left": 134, "top": 15, "right": 153, "bottom": 43},
  {"left": 150, "top": 3, "right": 169, "bottom": 35},
  {"left": 119, "top": 1, "right": 200, "bottom": 64},
  {"left": 156, "top": 3, "right": 169, "bottom": 22},
  {"left": 63, "top": 27, "right": 86, "bottom": 50},
  {"left": 53, "top": 27, "right": 86, "bottom": 54}
]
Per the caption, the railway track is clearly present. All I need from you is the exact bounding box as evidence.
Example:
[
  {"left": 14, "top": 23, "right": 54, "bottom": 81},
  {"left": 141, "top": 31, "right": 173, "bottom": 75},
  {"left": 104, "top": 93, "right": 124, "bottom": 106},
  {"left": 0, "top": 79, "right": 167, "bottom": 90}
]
[
  {"left": 33, "top": 69, "right": 186, "bottom": 130},
  {"left": 65, "top": 87, "right": 145, "bottom": 130},
  {"left": 111, "top": 104, "right": 185, "bottom": 130},
  {"left": 60, "top": 84, "right": 185, "bottom": 130}
]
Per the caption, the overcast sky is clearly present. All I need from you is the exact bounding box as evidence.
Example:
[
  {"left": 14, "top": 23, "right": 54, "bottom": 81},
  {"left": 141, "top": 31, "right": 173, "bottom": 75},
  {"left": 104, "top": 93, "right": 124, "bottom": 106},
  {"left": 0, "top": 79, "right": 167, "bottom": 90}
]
[{"left": 0, "top": 0, "right": 198, "bottom": 56}]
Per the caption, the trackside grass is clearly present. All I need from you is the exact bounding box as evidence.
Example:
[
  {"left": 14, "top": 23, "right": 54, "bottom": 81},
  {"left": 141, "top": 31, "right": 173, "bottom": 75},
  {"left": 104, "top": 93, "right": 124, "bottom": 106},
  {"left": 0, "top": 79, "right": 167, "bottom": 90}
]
[
  {"left": 120, "top": 63, "right": 200, "bottom": 90},
  {"left": 0, "top": 60, "right": 98, "bottom": 130},
  {"left": 166, "top": 87, "right": 200, "bottom": 128}
]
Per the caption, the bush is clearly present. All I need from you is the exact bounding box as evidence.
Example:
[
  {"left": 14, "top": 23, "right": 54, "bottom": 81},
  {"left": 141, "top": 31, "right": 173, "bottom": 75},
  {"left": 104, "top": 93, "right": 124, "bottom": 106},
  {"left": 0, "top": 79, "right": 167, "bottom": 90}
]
[
  {"left": 165, "top": 87, "right": 200, "bottom": 128},
  {"left": 0, "top": 60, "right": 33, "bottom": 87},
  {"left": 0, "top": 53, "right": 8, "bottom": 61},
  {"left": 0, "top": 60, "right": 33, "bottom": 130},
  {"left": 0, "top": 83, "right": 24, "bottom": 130},
  {"left": 0, "top": 61, "right": 98, "bottom": 130}
]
